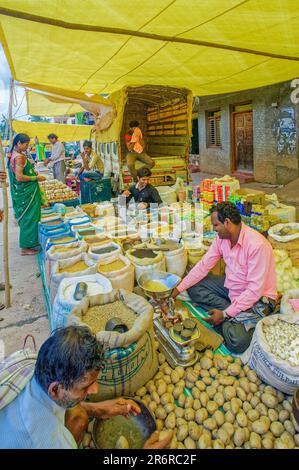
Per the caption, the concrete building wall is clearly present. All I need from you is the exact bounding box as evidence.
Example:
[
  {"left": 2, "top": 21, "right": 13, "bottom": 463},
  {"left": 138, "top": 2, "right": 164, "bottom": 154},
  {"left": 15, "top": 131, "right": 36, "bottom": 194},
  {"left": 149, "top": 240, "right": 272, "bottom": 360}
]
[{"left": 197, "top": 81, "right": 299, "bottom": 184}]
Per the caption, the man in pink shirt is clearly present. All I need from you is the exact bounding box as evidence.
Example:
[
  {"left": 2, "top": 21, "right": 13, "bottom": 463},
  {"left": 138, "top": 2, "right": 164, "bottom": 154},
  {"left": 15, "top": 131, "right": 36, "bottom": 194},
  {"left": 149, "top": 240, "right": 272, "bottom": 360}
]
[
  {"left": 173, "top": 202, "right": 278, "bottom": 353},
  {"left": 126, "top": 120, "right": 155, "bottom": 182}
]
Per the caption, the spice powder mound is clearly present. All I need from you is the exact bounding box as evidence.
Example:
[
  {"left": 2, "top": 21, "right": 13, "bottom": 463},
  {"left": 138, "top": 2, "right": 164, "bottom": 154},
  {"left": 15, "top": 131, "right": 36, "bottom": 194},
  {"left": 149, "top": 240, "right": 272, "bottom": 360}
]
[
  {"left": 58, "top": 261, "right": 89, "bottom": 273},
  {"left": 98, "top": 260, "right": 126, "bottom": 273},
  {"left": 82, "top": 301, "right": 137, "bottom": 333}
]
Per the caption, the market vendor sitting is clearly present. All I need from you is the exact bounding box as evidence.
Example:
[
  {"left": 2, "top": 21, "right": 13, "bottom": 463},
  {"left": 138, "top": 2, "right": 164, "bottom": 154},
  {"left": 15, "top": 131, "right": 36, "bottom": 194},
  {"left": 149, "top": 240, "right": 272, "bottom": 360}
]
[
  {"left": 122, "top": 167, "right": 162, "bottom": 209},
  {"left": 78, "top": 140, "right": 104, "bottom": 181},
  {"left": 172, "top": 202, "right": 278, "bottom": 354},
  {"left": 0, "top": 326, "right": 171, "bottom": 449}
]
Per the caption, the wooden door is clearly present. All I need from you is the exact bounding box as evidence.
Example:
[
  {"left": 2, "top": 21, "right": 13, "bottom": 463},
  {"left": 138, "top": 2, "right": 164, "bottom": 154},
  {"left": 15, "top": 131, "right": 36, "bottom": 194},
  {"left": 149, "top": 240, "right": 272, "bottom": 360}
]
[{"left": 233, "top": 111, "right": 253, "bottom": 171}]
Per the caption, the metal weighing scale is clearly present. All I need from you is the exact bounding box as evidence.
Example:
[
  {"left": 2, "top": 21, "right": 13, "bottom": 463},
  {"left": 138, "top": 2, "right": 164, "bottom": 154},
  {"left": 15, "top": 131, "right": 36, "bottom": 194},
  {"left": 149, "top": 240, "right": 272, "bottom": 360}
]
[{"left": 138, "top": 271, "right": 200, "bottom": 368}]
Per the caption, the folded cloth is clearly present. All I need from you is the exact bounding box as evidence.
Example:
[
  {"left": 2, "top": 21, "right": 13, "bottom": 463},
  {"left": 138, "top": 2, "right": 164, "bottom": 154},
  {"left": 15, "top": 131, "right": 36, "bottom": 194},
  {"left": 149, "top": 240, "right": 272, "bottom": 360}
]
[{"left": 0, "top": 349, "right": 37, "bottom": 411}]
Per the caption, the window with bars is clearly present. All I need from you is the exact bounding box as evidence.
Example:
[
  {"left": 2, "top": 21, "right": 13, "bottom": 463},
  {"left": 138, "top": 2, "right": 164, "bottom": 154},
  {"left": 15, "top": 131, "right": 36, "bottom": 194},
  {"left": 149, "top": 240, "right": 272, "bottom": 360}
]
[{"left": 206, "top": 110, "right": 222, "bottom": 147}]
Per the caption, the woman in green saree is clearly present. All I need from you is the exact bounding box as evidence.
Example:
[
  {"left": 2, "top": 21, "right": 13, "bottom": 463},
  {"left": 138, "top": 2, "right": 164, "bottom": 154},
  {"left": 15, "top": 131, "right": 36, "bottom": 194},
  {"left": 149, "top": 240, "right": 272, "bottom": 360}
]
[{"left": 8, "top": 134, "right": 46, "bottom": 255}]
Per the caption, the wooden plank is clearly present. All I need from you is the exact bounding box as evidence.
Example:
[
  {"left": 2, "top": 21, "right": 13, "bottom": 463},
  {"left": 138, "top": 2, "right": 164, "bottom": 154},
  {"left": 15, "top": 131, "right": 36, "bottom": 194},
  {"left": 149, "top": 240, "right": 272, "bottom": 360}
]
[
  {"left": 148, "top": 136, "right": 188, "bottom": 144},
  {"left": 148, "top": 144, "right": 186, "bottom": 154}
]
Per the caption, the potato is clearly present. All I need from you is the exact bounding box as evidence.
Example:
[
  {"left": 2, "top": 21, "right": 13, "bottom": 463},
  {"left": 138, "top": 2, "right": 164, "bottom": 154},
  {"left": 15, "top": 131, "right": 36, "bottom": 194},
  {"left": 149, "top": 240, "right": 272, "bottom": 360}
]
[
  {"left": 282, "top": 400, "right": 293, "bottom": 413},
  {"left": 147, "top": 383, "right": 156, "bottom": 394},
  {"left": 270, "top": 421, "right": 284, "bottom": 437},
  {"left": 278, "top": 409, "right": 289, "bottom": 423},
  {"left": 198, "top": 433, "right": 212, "bottom": 449},
  {"left": 199, "top": 369, "right": 210, "bottom": 378},
  {"left": 217, "top": 427, "right": 230, "bottom": 445},
  {"left": 290, "top": 413, "right": 299, "bottom": 433},
  {"left": 268, "top": 409, "right": 278, "bottom": 422},
  {"left": 280, "top": 431, "right": 295, "bottom": 449},
  {"left": 239, "top": 377, "right": 250, "bottom": 394},
  {"left": 236, "top": 410, "right": 248, "bottom": 428},
  {"left": 247, "top": 409, "right": 259, "bottom": 422},
  {"left": 186, "top": 370, "right": 197, "bottom": 383},
  {"left": 149, "top": 402, "right": 158, "bottom": 414},
  {"left": 161, "top": 393, "right": 173, "bottom": 405},
  {"left": 250, "top": 396, "right": 260, "bottom": 408},
  {"left": 183, "top": 436, "right": 196, "bottom": 449},
  {"left": 169, "top": 370, "right": 179, "bottom": 385},
  {"left": 164, "top": 366, "right": 172, "bottom": 376},
  {"left": 192, "top": 387, "right": 201, "bottom": 400},
  {"left": 207, "top": 401, "right": 218, "bottom": 415},
  {"left": 199, "top": 391, "right": 209, "bottom": 407},
  {"left": 276, "top": 391, "right": 284, "bottom": 403},
  {"left": 274, "top": 439, "right": 289, "bottom": 449},
  {"left": 247, "top": 370, "right": 258, "bottom": 383},
  {"left": 223, "top": 402, "right": 231, "bottom": 412},
  {"left": 233, "top": 428, "right": 246, "bottom": 447},
  {"left": 214, "top": 410, "right": 225, "bottom": 427},
  {"left": 155, "top": 372, "right": 164, "bottom": 381},
  {"left": 252, "top": 419, "right": 269, "bottom": 435},
  {"left": 185, "top": 408, "right": 195, "bottom": 422},
  {"left": 235, "top": 387, "right": 246, "bottom": 402},
  {"left": 156, "top": 419, "right": 164, "bottom": 431},
  {"left": 256, "top": 403, "right": 268, "bottom": 417},
  {"left": 175, "top": 366, "right": 185, "bottom": 379},
  {"left": 202, "top": 376, "right": 212, "bottom": 386},
  {"left": 243, "top": 441, "right": 251, "bottom": 449},
  {"left": 294, "top": 434, "right": 299, "bottom": 447},
  {"left": 242, "top": 401, "right": 252, "bottom": 414},
  {"left": 224, "top": 386, "right": 236, "bottom": 401},
  {"left": 164, "top": 403, "right": 175, "bottom": 414},
  {"left": 191, "top": 399, "right": 200, "bottom": 412},
  {"left": 214, "top": 355, "right": 228, "bottom": 370},
  {"left": 218, "top": 376, "right": 234, "bottom": 387},
  {"left": 200, "top": 356, "right": 213, "bottom": 370},
  {"left": 231, "top": 397, "right": 240, "bottom": 415},
  {"left": 195, "top": 380, "right": 206, "bottom": 391},
  {"left": 155, "top": 406, "right": 167, "bottom": 420},
  {"left": 249, "top": 383, "right": 258, "bottom": 393},
  {"left": 184, "top": 396, "right": 193, "bottom": 409},
  {"left": 214, "top": 392, "right": 225, "bottom": 407},
  {"left": 250, "top": 432, "right": 262, "bottom": 449},
  {"left": 284, "top": 420, "right": 296, "bottom": 436},
  {"left": 188, "top": 422, "right": 201, "bottom": 441},
  {"left": 136, "top": 386, "right": 147, "bottom": 397},
  {"left": 177, "top": 418, "right": 187, "bottom": 427},
  {"left": 177, "top": 380, "right": 185, "bottom": 389},
  {"left": 173, "top": 386, "right": 184, "bottom": 400},
  {"left": 175, "top": 407, "right": 185, "bottom": 418},
  {"left": 227, "top": 363, "right": 241, "bottom": 377},
  {"left": 261, "top": 393, "right": 278, "bottom": 409},
  {"left": 203, "top": 417, "right": 217, "bottom": 431},
  {"left": 164, "top": 375, "right": 172, "bottom": 385},
  {"left": 222, "top": 422, "right": 235, "bottom": 438},
  {"left": 213, "top": 439, "right": 225, "bottom": 449},
  {"left": 177, "top": 424, "right": 189, "bottom": 442},
  {"left": 165, "top": 412, "right": 176, "bottom": 430},
  {"left": 225, "top": 410, "right": 235, "bottom": 424},
  {"left": 209, "top": 367, "right": 218, "bottom": 378},
  {"left": 151, "top": 391, "right": 160, "bottom": 404},
  {"left": 157, "top": 382, "right": 167, "bottom": 396},
  {"left": 195, "top": 408, "right": 208, "bottom": 424},
  {"left": 177, "top": 394, "right": 186, "bottom": 408},
  {"left": 206, "top": 385, "right": 217, "bottom": 399}
]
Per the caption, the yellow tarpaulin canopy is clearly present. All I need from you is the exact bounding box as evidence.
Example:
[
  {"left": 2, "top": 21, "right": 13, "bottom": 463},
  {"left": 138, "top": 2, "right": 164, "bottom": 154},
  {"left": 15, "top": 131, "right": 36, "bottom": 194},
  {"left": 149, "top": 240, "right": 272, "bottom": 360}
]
[
  {"left": 12, "top": 120, "right": 93, "bottom": 142},
  {"left": 26, "top": 91, "right": 84, "bottom": 116},
  {"left": 0, "top": 1, "right": 299, "bottom": 96}
]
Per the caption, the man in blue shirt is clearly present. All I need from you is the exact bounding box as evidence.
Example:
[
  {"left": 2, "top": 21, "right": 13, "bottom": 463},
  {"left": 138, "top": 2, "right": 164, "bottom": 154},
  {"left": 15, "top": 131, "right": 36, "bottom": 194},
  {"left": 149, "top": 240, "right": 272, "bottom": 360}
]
[{"left": 0, "top": 326, "right": 171, "bottom": 449}]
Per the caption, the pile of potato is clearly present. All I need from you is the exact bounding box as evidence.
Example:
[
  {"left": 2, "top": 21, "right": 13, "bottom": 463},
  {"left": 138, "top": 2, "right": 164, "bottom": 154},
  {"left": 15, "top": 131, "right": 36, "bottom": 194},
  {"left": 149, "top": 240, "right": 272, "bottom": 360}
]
[
  {"left": 39, "top": 179, "right": 77, "bottom": 203},
  {"left": 134, "top": 350, "right": 299, "bottom": 449}
]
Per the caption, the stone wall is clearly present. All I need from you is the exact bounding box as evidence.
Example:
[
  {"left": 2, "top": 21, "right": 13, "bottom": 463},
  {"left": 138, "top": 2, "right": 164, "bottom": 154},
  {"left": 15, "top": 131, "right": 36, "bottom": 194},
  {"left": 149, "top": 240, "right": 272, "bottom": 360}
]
[{"left": 197, "top": 81, "right": 299, "bottom": 184}]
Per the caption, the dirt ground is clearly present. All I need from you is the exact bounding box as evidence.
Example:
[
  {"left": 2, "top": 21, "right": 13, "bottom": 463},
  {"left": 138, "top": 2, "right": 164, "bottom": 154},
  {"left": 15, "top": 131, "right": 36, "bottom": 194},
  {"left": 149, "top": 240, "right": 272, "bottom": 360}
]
[
  {"left": 0, "top": 171, "right": 298, "bottom": 358},
  {"left": 0, "top": 190, "right": 48, "bottom": 358}
]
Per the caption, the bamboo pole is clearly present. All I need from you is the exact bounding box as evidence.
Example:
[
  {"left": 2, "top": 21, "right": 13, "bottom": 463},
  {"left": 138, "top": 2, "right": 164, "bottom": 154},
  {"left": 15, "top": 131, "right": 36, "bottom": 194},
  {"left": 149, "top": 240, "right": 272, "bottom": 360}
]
[{"left": 0, "top": 134, "right": 11, "bottom": 307}]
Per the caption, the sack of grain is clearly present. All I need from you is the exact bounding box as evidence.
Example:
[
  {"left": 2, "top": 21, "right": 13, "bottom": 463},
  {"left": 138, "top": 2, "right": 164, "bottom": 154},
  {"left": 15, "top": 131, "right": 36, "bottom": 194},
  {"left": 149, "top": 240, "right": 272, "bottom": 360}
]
[
  {"left": 241, "top": 313, "right": 299, "bottom": 394},
  {"left": 51, "top": 273, "right": 113, "bottom": 331},
  {"left": 95, "top": 202, "right": 115, "bottom": 218},
  {"left": 45, "top": 240, "right": 87, "bottom": 287},
  {"left": 97, "top": 254, "right": 135, "bottom": 292},
  {"left": 88, "top": 242, "right": 121, "bottom": 263},
  {"left": 68, "top": 289, "right": 158, "bottom": 400},
  {"left": 126, "top": 248, "right": 166, "bottom": 281},
  {"left": 50, "top": 253, "right": 96, "bottom": 304}
]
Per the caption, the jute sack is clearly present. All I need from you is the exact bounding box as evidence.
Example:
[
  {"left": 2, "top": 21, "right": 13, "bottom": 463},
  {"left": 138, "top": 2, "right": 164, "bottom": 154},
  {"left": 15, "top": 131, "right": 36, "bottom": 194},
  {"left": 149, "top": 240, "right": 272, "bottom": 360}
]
[
  {"left": 241, "top": 313, "right": 299, "bottom": 394},
  {"left": 126, "top": 248, "right": 166, "bottom": 281},
  {"left": 68, "top": 289, "right": 158, "bottom": 400},
  {"left": 51, "top": 273, "right": 112, "bottom": 332},
  {"left": 45, "top": 240, "right": 87, "bottom": 287},
  {"left": 97, "top": 254, "right": 135, "bottom": 292},
  {"left": 50, "top": 253, "right": 96, "bottom": 304}
]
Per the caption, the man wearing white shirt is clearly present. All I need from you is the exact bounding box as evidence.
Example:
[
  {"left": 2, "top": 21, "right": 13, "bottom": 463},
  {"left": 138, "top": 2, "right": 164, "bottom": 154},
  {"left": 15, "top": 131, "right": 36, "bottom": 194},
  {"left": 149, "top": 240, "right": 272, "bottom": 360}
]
[{"left": 44, "top": 133, "right": 66, "bottom": 182}]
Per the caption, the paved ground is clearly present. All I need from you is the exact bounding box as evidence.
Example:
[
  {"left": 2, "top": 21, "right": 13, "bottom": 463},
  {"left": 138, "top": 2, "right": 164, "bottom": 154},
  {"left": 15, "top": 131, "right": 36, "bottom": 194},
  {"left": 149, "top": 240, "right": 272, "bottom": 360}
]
[
  {"left": 0, "top": 190, "right": 48, "bottom": 358},
  {"left": 0, "top": 170, "right": 298, "bottom": 358}
]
